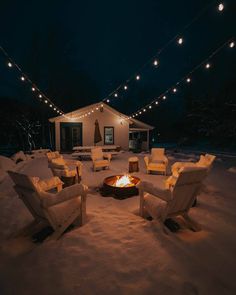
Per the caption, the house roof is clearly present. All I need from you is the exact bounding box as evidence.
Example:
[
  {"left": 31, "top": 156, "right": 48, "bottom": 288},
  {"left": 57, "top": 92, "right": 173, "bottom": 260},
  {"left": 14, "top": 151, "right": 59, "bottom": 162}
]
[{"left": 49, "top": 102, "right": 154, "bottom": 130}]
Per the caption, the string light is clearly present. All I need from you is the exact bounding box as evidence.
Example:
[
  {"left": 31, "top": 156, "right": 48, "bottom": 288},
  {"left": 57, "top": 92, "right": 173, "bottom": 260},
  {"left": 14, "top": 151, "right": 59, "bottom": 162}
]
[
  {"left": 155, "top": 101, "right": 159, "bottom": 105},
  {"left": 129, "top": 38, "right": 233, "bottom": 119},
  {"left": 229, "top": 41, "right": 235, "bottom": 48},
  {"left": 153, "top": 59, "right": 159, "bottom": 66},
  {"left": 143, "top": 109, "right": 146, "bottom": 112},
  {"left": 218, "top": 3, "right": 224, "bottom": 11},
  {"left": 49, "top": 104, "right": 52, "bottom": 108},
  {"left": 178, "top": 37, "right": 183, "bottom": 45},
  {"left": 101, "top": 3, "right": 225, "bottom": 104},
  {"left": 149, "top": 105, "right": 152, "bottom": 109},
  {"left": 114, "top": 93, "right": 118, "bottom": 97},
  {"left": 44, "top": 100, "right": 48, "bottom": 103},
  {"left": 0, "top": 46, "right": 66, "bottom": 117},
  {"left": 106, "top": 99, "right": 110, "bottom": 103},
  {"left": 124, "top": 85, "right": 128, "bottom": 90}
]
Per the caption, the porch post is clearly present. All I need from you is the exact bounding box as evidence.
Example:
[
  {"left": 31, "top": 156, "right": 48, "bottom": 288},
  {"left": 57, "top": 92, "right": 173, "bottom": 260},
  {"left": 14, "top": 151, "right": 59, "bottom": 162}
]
[{"left": 147, "top": 130, "right": 149, "bottom": 151}]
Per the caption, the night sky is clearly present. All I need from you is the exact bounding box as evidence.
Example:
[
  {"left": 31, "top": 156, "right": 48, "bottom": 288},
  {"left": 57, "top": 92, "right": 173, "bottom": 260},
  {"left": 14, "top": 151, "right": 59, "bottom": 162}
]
[{"left": 0, "top": 0, "right": 235, "bottom": 130}]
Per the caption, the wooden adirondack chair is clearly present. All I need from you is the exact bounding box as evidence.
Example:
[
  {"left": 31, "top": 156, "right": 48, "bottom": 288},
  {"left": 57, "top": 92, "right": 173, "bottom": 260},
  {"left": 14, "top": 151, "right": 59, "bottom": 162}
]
[
  {"left": 91, "top": 147, "right": 111, "bottom": 171},
  {"left": 144, "top": 148, "right": 168, "bottom": 175},
  {"left": 8, "top": 171, "right": 87, "bottom": 240},
  {"left": 138, "top": 166, "right": 207, "bottom": 233}
]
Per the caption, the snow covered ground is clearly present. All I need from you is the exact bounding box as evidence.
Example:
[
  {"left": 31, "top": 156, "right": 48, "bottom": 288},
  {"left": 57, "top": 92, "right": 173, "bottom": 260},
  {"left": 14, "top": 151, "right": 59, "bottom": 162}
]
[{"left": 0, "top": 151, "right": 236, "bottom": 295}]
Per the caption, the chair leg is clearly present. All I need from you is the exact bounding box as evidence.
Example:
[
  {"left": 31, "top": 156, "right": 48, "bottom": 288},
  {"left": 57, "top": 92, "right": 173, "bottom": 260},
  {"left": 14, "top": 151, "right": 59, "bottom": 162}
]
[{"left": 182, "top": 213, "right": 201, "bottom": 232}]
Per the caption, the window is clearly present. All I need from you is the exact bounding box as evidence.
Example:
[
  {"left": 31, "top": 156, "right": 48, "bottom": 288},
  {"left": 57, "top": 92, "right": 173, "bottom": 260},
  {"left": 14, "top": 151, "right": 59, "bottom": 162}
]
[{"left": 104, "top": 127, "right": 114, "bottom": 145}]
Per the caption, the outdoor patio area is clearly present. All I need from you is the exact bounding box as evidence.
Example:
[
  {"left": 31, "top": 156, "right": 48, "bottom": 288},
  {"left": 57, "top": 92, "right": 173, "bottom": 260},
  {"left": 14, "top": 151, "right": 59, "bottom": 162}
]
[{"left": 0, "top": 151, "right": 236, "bottom": 294}]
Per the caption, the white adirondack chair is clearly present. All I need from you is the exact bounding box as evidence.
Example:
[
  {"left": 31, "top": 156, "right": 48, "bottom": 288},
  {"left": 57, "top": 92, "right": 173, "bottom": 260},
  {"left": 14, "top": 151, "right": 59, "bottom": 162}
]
[
  {"left": 8, "top": 171, "right": 87, "bottom": 240},
  {"left": 138, "top": 166, "right": 207, "bottom": 233},
  {"left": 47, "top": 151, "right": 82, "bottom": 182},
  {"left": 91, "top": 147, "right": 111, "bottom": 171},
  {"left": 144, "top": 148, "right": 168, "bottom": 175},
  {"left": 171, "top": 154, "right": 216, "bottom": 177}
]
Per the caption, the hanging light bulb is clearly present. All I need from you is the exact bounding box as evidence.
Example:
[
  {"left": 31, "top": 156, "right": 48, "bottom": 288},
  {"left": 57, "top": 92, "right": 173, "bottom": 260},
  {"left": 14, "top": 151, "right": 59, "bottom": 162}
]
[
  {"left": 163, "top": 95, "right": 166, "bottom": 100},
  {"left": 49, "top": 104, "right": 52, "bottom": 108},
  {"left": 7, "top": 62, "right": 13, "bottom": 67},
  {"left": 57, "top": 110, "right": 59, "bottom": 113},
  {"left": 20, "top": 76, "right": 25, "bottom": 81},
  {"left": 178, "top": 37, "right": 183, "bottom": 45},
  {"left": 124, "top": 85, "right": 128, "bottom": 90},
  {"left": 218, "top": 3, "right": 224, "bottom": 11},
  {"left": 149, "top": 105, "right": 152, "bottom": 109},
  {"left": 205, "top": 63, "right": 211, "bottom": 69},
  {"left": 136, "top": 75, "right": 140, "bottom": 80},
  {"left": 143, "top": 109, "right": 146, "bottom": 112},
  {"left": 229, "top": 41, "right": 235, "bottom": 48},
  {"left": 173, "top": 88, "right": 177, "bottom": 93},
  {"left": 139, "top": 111, "right": 142, "bottom": 114},
  {"left": 53, "top": 107, "right": 56, "bottom": 111},
  {"left": 186, "top": 77, "right": 191, "bottom": 83},
  {"left": 155, "top": 101, "right": 159, "bottom": 105},
  {"left": 38, "top": 94, "right": 42, "bottom": 98},
  {"left": 44, "top": 100, "right": 48, "bottom": 103},
  {"left": 106, "top": 99, "right": 110, "bottom": 103},
  {"left": 114, "top": 93, "right": 118, "bottom": 97},
  {"left": 153, "top": 59, "right": 159, "bottom": 66},
  {"left": 31, "top": 87, "right": 35, "bottom": 92}
]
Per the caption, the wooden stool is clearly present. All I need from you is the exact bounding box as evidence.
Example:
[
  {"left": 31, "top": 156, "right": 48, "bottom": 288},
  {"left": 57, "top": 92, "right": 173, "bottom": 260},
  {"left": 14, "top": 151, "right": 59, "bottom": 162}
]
[{"left": 129, "top": 157, "right": 139, "bottom": 173}]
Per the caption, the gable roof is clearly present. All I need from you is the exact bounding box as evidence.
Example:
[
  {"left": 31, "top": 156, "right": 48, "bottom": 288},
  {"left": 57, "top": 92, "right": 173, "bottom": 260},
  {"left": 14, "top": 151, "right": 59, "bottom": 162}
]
[{"left": 49, "top": 102, "right": 154, "bottom": 130}]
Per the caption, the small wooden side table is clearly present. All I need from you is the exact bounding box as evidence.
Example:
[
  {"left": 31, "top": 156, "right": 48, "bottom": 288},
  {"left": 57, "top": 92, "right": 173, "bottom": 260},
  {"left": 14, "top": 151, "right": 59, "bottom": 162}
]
[{"left": 129, "top": 157, "right": 139, "bottom": 173}]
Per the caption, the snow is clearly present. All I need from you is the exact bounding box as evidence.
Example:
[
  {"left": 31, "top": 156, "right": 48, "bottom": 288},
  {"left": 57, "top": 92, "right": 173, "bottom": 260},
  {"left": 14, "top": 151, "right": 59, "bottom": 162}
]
[{"left": 0, "top": 151, "right": 236, "bottom": 294}]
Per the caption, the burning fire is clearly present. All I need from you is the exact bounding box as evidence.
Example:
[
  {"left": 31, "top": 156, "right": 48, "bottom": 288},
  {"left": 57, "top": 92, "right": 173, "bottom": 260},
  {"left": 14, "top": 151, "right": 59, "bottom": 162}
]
[{"left": 114, "top": 174, "right": 134, "bottom": 187}]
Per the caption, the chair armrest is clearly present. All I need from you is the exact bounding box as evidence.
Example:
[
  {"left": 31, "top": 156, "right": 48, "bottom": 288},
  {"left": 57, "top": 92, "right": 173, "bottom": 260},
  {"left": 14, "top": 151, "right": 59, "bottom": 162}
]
[
  {"left": 65, "top": 159, "right": 82, "bottom": 167},
  {"left": 103, "top": 153, "right": 112, "bottom": 161},
  {"left": 144, "top": 156, "right": 149, "bottom": 167},
  {"left": 41, "top": 183, "right": 88, "bottom": 208},
  {"left": 38, "top": 176, "right": 63, "bottom": 192},
  {"left": 138, "top": 181, "right": 172, "bottom": 202}
]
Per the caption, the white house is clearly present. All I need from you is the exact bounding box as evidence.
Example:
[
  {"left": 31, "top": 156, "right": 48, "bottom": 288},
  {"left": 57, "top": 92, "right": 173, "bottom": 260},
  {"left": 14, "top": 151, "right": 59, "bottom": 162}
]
[{"left": 49, "top": 102, "right": 154, "bottom": 152}]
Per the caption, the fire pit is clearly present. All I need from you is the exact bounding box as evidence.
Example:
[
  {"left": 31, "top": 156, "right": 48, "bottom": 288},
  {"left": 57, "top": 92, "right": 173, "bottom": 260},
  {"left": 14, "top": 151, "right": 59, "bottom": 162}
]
[{"left": 101, "top": 174, "right": 140, "bottom": 199}]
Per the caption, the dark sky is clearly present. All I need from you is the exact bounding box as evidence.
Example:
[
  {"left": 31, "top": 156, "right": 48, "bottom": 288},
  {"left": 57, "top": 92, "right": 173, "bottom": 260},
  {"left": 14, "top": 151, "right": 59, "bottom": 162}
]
[{"left": 0, "top": 0, "right": 235, "bottom": 124}]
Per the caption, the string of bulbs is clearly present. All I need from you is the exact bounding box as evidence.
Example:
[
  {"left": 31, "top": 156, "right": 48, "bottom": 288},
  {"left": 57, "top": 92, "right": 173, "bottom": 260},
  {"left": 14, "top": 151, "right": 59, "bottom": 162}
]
[
  {"left": 0, "top": 46, "right": 68, "bottom": 118},
  {"left": 128, "top": 38, "right": 235, "bottom": 119},
  {"left": 102, "top": 2, "right": 227, "bottom": 104}
]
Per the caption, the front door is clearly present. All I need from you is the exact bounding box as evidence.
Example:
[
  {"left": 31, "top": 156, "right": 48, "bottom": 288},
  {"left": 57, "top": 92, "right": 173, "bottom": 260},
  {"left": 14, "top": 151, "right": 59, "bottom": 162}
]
[{"left": 60, "top": 123, "right": 82, "bottom": 152}]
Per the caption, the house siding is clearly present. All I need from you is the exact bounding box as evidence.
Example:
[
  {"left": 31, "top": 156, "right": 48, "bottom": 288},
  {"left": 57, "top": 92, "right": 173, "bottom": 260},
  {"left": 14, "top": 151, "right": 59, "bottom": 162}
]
[{"left": 54, "top": 107, "right": 129, "bottom": 151}]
